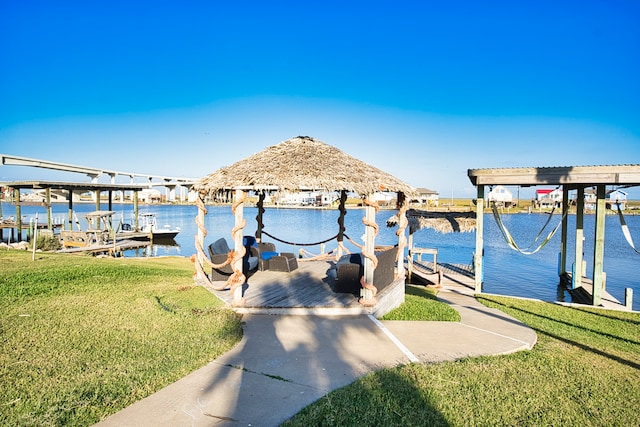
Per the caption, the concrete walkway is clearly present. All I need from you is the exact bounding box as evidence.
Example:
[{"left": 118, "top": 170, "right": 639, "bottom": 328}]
[{"left": 96, "top": 282, "right": 537, "bottom": 426}]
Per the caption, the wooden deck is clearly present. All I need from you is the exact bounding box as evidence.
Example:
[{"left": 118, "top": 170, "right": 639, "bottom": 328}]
[
  {"left": 203, "top": 259, "right": 405, "bottom": 316},
  {"left": 201, "top": 258, "right": 630, "bottom": 316}
]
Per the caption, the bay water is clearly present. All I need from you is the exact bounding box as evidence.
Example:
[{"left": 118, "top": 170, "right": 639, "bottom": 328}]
[{"left": 3, "top": 202, "right": 639, "bottom": 309}]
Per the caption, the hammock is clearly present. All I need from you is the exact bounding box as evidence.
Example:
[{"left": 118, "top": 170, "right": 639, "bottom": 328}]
[
  {"left": 615, "top": 203, "right": 640, "bottom": 255},
  {"left": 491, "top": 202, "right": 566, "bottom": 255}
]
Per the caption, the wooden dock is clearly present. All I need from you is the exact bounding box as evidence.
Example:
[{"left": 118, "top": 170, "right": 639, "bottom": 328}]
[
  {"left": 57, "top": 239, "right": 150, "bottom": 256},
  {"left": 559, "top": 272, "right": 627, "bottom": 310}
]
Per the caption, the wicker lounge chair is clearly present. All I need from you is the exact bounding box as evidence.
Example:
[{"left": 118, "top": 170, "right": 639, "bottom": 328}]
[
  {"left": 330, "top": 248, "right": 397, "bottom": 295},
  {"left": 208, "top": 237, "right": 258, "bottom": 281},
  {"left": 247, "top": 239, "right": 298, "bottom": 272}
]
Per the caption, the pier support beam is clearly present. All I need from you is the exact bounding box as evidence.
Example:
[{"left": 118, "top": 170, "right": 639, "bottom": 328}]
[
  {"left": 67, "top": 191, "right": 74, "bottom": 230},
  {"left": 573, "top": 187, "right": 585, "bottom": 289},
  {"left": 559, "top": 186, "right": 569, "bottom": 275},
  {"left": 474, "top": 185, "right": 485, "bottom": 293},
  {"left": 15, "top": 188, "right": 22, "bottom": 242},
  {"left": 592, "top": 184, "right": 606, "bottom": 306}
]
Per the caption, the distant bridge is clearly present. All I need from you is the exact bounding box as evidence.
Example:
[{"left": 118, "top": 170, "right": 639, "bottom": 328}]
[{"left": 0, "top": 153, "right": 200, "bottom": 202}]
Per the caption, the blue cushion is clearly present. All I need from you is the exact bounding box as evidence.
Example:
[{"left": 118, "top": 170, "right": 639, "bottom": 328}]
[
  {"left": 210, "top": 238, "right": 230, "bottom": 255},
  {"left": 261, "top": 251, "right": 278, "bottom": 261}
]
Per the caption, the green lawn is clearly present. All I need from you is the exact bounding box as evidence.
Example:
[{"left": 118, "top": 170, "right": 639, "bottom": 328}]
[
  {"left": 284, "top": 295, "right": 640, "bottom": 426},
  {"left": 4, "top": 249, "right": 639, "bottom": 426},
  {"left": 0, "top": 251, "right": 242, "bottom": 426}
]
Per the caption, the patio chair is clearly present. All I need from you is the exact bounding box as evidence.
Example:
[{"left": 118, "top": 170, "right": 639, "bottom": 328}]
[
  {"left": 248, "top": 239, "right": 298, "bottom": 272},
  {"left": 208, "top": 237, "right": 258, "bottom": 281},
  {"left": 330, "top": 248, "right": 397, "bottom": 295}
]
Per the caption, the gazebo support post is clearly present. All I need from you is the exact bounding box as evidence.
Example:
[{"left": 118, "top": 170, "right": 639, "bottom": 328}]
[
  {"left": 395, "top": 191, "right": 408, "bottom": 279},
  {"left": 474, "top": 185, "right": 485, "bottom": 293},
  {"left": 592, "top": 184, "right": 606, "bottom": 306},
  {"left": 361, "top": 193, "right": 377, "bottom": 305},
  {"left": 195, "top": 191, "right": 207, "bottom": 281},
  {"left": 337, "top": 190, "right": 347, "bottom": 258},
  {"left": 232, "top": 189, "right": 246, "bottom": 305},
  {"left": 255, "top": 192, "right": 265, "bottom": 242}
]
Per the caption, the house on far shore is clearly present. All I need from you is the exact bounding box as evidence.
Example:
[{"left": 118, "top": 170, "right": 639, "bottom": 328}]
[
  {"left": 606, "top": 189, "right": 627, "bottom": 210},
  {"left": 411, "top": 187, "right": 439, "bottom": 207},
  {"left": 486, "top": 185, "right": 514, "bottom": 207},
  {"left": 534, "top": 188, "right": 562, "bottom": 208},
  {"left": 579, "top": 188, "right": 627, "bottom": 210}
]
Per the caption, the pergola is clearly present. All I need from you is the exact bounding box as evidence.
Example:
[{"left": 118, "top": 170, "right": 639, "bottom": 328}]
[
  {"left": 467, "top": 165, "right": 640, "bottom": 307},
  {"left": 192, "top": 136, "right": 416, "bottom": 307},
  {"left": 0, "top": 180, "right": 148, "bottom": 240}
]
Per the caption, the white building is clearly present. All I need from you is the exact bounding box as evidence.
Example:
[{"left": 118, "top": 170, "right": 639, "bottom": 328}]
[
  {"left": 412, "top": 188, "right": 439, "bottom": 207},
  {"left": 606, "top": 189, "right": 628, "bottom": 210},
  {"left": 487, "top": 185, "right": 513, "bottom": 207}
]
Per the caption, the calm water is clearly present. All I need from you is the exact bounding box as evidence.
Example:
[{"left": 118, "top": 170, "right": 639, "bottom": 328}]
[{"left": 3, "top": 202, "right": 639, "bottom": 309}]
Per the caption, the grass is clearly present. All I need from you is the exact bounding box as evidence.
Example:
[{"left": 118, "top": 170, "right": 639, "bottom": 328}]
[
  {"left": 381, "top": 285, "right": 460, "bottom": 322},
  {"left": 284, "top": 295, "right": 640, "bottom": 426},
  {"left": 0, "top": 250, "right": 242, "bottom": 426}
]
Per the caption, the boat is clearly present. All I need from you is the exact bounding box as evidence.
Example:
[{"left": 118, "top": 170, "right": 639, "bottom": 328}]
[{"left": 120, "top": 213, "right": 180, "bottom": 241}]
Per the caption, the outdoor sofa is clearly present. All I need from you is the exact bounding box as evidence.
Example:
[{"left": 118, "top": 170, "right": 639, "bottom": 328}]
[{"left": 328, "top": 247, "right": 397, "bottom": 295}]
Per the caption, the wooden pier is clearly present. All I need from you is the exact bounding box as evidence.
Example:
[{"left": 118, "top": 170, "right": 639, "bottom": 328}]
[{"left": 57, "top": 239, "right": 150, "bottom": 256}]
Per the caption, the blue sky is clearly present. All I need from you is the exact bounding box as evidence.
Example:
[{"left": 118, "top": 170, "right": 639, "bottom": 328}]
[{"left": 1, "top": 1, "right": 639, "bottom": 199}]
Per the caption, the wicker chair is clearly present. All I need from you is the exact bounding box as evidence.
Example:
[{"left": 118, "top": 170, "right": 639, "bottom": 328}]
[
  {"left": 330, "top": 248, "right": 397, "bottom": 295},
  {"left": 208, "top": 237, "right": 258, "bottom": 281},
  {"left": 248, "top": 240, "right": 298, "bottom": 272}
]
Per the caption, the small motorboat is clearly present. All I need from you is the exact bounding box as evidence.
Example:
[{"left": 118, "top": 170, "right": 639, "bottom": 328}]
[{"left": 120, "top": 213, "right": 180, "bottom": 241}]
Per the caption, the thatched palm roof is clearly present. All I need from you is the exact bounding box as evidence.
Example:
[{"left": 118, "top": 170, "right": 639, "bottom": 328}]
[
  {"left": 194, "top": 136, "right": 416, "bottom": 196},
  {"left": 387, "top": 209, "right": 477, "bottom": 234}
]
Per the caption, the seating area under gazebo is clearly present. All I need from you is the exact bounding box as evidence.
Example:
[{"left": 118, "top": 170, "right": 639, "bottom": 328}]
[{"left": 191, "top": 136, "right": 417, "bottom": 317}]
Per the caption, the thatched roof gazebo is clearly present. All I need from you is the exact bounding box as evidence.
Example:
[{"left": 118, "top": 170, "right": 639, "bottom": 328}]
[{"left": 193, "top": 136, "right": 416, "bottom": 307}]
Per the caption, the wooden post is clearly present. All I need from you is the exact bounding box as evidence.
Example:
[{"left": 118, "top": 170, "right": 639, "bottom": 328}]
[
  {"left": 573, "top": 186, "right": 585, "bottom": 289},
  {"left": 407, "top": 232, "right": 414, "bottom": 281},
  {"left": 133, "top": 191, "right": 139, "bottom": 231},
  {"left": 559, "top": 186, "right": 569, "bottom": 275},
  {"left": 67, "top": 190, "right": 74, "bottom": 231},
  {"left": 255, "top": 192, "right": 265, "bottom": 242},
  {"left": 15, "top": 188, "right": 22, "bottom": 242},
  {"left": 95, "top": 191, "right": 100, "bottom": 212},
  {"left": 396, "top": 192, "right": 407, "bottom": 279},
  {"left": 592, "top": 184, "right": 606, "bottom": 306},
  {"left": 625, "top": 288, "right": 633, "bottom": 311},
  {"left": 474, "top": 185, "right": 484, "bottom": 293},
  {"left": 45, "top": 187, "right": 53, "bottom": 230},
  {"left": 233, "top": 189, "right": 245, "bottom": 305},
  {"left": 362, "top": 194, "right": 376, "bottom": 302},
  {"left": 196, "top": 191, "right": 207, "bottom": 279},
  {"left": 336, "top": 190, "right": 347, "bottom": 258}
]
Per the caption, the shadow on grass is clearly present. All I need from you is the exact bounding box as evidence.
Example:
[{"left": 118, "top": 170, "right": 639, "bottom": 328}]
[{"left": 481, "top": 297, "right": 640, "bottom": 371}]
